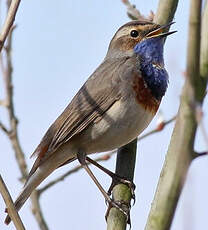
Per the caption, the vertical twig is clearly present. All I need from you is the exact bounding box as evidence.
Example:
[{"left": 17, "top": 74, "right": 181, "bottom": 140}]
[
  {"left": 153, "top": 0, "right": 179, "bottom": 25},
  {"left": 107, "top": 139, "right": 137, "bottom": 230},
  {"left": 30, "top": 191, "right": 49, "bottom": 230},
  {"left": 4, "top": 22, "right": 28, "bottom": 179}
]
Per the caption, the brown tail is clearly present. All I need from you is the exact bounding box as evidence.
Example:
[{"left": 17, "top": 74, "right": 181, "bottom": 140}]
[
  {"left": 4, "top": 168, "right": 44, "bottom": 225},
  {"left": 4, "top": 153, "right": 76, "bottom": 225},
  {"left": 4, "top": 190, "right": 28, "bottom": 225}
]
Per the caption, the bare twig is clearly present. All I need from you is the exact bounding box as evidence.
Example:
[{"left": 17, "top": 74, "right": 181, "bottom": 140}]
[
  {"left": 0, "top": 0, "right": 21, "bottom": 52},
  {"left": 121, "top": 0, "right": 154, "bottom": 21},
  {"left": 138, "top": 116, "right": 176, "bottom": 141},
  {"left": 3, "top": 8, "right": 27, "bottom": 179},
  {"left": 192, "top": 151, "right": 208, "bottom": 159},
  {"left": 0, "top": 120, "right": 10, "bottom": 134},
  {"left": 0, "top": 175, "right": 25, "bottom": 230},
  {"left": 30, "top": 191, "right": 49, "bottom": 230},
  {"left": 0, "top": 1, "right": 49, "bottom": 229}
]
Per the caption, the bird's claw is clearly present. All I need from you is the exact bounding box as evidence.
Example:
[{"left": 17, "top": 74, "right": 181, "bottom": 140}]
[
  {"left": 107, "top": 176, "right": 136, "bottom": 205},
  {"left": 105, "top": 199, "right": 131, "bottom": 225}
]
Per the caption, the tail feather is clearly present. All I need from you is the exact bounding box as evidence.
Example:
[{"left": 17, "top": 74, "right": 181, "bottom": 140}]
[
  {"left": 4, "top": 187, "right": 30, "bottom": 225},
  {"left": 4, "top": 165, "right": 52, "bottom": 225},
  {"left": 4, "top": 148, "right": 76, "bottom": 225}
]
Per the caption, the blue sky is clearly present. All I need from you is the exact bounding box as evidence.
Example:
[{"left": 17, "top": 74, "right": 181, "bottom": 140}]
[{"left": 0, "top": 1, "right": 208, "bottom": 230}]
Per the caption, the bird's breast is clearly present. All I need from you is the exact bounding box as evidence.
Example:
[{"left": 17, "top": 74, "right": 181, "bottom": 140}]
[
  {"left": 77, "top": 97, "right": 155, "bottom": 154},
  {"left": 132, "top": 71, "right": 160, "bottom": 114}
]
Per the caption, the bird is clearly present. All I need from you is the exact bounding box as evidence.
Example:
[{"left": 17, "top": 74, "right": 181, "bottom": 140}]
[{"left": 5, "top": 20, "right": 175, "bottom": 224}]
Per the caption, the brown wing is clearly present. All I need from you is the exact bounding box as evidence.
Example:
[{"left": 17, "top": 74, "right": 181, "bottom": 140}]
[{"left": 29, "top": 57, "right": 131, "bottom": 174}]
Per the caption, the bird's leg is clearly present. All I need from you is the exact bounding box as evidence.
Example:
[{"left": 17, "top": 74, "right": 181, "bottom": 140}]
[
  {"left": 86, "top": 156, "right": 135, "bottom": 201},
  {"left": 77, "top": 152, "right": 129, "bottom": 220}
]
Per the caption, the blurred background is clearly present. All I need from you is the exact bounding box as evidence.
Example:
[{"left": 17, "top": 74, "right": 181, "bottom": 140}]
[{"left": 0, "top": 0, "right": 207, "bottom": 229}]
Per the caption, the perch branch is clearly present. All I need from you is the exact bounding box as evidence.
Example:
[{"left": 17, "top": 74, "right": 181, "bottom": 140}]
[{"left": 107, "top": 139, "right": 137, "bottom": 230}]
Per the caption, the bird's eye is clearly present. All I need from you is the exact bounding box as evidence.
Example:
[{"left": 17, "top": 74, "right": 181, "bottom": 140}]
[{"left": 130, "top": 30, "right": 139, "bottom": 38}]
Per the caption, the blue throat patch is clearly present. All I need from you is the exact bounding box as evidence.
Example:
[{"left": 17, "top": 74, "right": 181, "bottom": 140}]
[{"left": 134, "top": 37, "right": 168, "bottom": 100}]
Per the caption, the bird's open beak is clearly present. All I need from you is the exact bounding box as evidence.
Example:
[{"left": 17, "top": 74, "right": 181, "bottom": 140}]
[{"left": 146, "top": 22, "right": 177, "bottom": 38}]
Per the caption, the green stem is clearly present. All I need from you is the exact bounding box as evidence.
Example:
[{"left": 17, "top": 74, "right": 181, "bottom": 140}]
[
  {"left": 107, "top": 139, "right": 137, "bottom": 230},
  {"left": 145, "top": 1, "right": 206, "bottom": 229}
]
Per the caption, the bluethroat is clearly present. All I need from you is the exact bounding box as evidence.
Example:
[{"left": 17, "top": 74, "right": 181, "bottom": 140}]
[{"left": 5, "top": 20, "right": 175, "bottom": 224}]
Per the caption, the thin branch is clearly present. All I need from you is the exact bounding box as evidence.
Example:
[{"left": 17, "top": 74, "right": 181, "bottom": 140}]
[
  {"left": 30, "top": 191, "right": 49, "bottom": 230},
  {"left": 192, "top": 151, "right": 208, "bottom": 159},
  {"left": 0, "top": 175, "right": 25, "bottom": 230},
  {"left": 121, "top": 0, "right": 154, "bottom": 21},
  {"left": 0, "top": 1, "right": 49, "bottom": 229},
  {"left": 0, "top": 120, "right": 10, "bottom": 134},
  {"left": 0, "top": 0, "right": 21, "bottom": 52},
  {"left": 38, "top": 152, "right": 115, "bottom": 195},
  {"left": 4, "top": 10, "right": 27, "bottom": 179},
  {"left": 138, "top": 116, "right": 176, "bottom": 141}
]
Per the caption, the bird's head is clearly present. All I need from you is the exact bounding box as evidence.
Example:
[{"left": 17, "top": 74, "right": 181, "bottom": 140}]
[{"left": 106, "top": 20, "right": 176, "bottom": 62}]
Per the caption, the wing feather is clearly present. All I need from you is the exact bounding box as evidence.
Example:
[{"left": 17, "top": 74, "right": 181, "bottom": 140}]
[{"left": 30, "top": 56, "right": 132, "bottom": 173}]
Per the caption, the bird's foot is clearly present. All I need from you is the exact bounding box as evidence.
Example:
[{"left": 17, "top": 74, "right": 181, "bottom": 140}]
[
  {"left": 107, "top": 175, "right": 136, "bottom": 205},
  {"left": 105, "top": 199, "right": 131, "bottom": 225}
]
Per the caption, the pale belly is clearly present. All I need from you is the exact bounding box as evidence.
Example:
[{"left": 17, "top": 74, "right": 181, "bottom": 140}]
[{"left": 77, "top": 97, "right": 155, "bottom": 154}]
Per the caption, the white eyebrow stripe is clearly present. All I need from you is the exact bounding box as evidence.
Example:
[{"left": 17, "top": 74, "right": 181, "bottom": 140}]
[{"left": 114, "top": 27, "right": 131, "bottom": 40}]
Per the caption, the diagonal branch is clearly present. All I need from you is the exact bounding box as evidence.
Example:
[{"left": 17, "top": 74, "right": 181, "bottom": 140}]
[
  {"left": 0, "top": 120, "right": 10, "bottom": 135},
  {"left": 138, "top": 116, "right": 176, "bottom": 141},
  {"left": 121, "top": 0, "right": 154, "bottom": 21},
  {"left": 0, "top": 0, "right": 21, "bottom": 52},
  {"left": 0, "top": 175, "right": 25, "bottom": 230}
]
